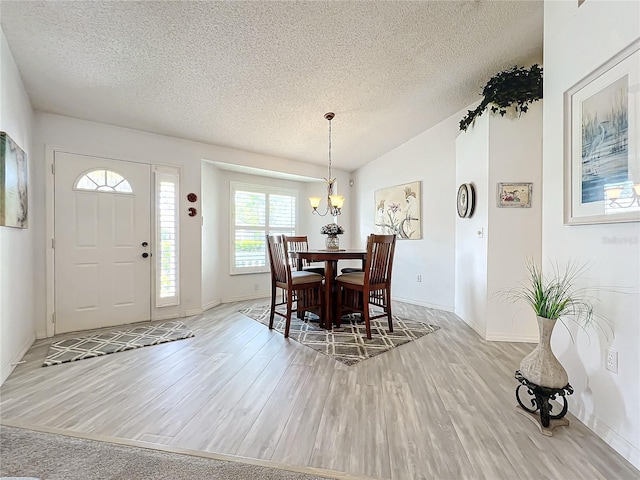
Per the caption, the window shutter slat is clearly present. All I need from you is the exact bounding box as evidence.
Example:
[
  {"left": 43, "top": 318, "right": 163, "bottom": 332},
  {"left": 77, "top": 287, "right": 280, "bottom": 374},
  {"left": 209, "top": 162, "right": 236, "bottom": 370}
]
[{"left": 231, "top": 183, "right": 297, "bottom": 274}]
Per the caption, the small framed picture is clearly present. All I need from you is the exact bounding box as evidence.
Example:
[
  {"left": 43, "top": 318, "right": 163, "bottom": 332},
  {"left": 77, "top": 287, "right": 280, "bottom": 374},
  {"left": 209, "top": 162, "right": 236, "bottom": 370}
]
[{"left": 497, "top": 182, "right": 532, "bottom": 208}]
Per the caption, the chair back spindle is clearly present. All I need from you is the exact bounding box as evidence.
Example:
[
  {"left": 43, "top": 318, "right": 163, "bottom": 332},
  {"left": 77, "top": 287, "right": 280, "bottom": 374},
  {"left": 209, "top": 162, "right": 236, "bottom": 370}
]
[
  {"left": 284, "top": 235, "right": 309, "bottom": 270},
  {"left": 366, "top": 236, "right": 395, "bottom": 287},
  {"left": 267, "top": 235, "right": 290, "bottom": 284},
  {"left": 284, "top": 235, "right": 325, "bottom": 276}
]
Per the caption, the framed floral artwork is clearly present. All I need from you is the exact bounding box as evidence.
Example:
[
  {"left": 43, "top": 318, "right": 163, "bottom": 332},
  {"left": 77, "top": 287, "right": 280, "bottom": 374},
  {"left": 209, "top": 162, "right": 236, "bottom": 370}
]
[
  {"left": 563, "top": 39, "right": 639, "bottom": 225},
  {"left": 374, "top": 181, "right": 421, "bottom": 239},
  {"left": 0, "top": 131, "right": 28, "bottom": 228},
  {"left": 497, "top": 182, "right": 532, "bottom": 208}
]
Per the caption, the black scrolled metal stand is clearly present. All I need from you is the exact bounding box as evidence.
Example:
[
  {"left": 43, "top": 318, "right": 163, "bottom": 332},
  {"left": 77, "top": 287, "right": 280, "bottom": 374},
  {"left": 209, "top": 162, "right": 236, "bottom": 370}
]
[{"left": 515, "top": 370, "right": 573, "bottom": 435}]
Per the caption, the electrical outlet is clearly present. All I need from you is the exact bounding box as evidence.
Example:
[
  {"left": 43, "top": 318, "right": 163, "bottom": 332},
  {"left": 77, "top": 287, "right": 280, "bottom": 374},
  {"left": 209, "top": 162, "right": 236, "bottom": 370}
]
[
  {"left": 416, "top": 274, "right": 422, "bottom": 283},
  {"left": 606, "top": 349, "right": 618, "bottom": 373}
]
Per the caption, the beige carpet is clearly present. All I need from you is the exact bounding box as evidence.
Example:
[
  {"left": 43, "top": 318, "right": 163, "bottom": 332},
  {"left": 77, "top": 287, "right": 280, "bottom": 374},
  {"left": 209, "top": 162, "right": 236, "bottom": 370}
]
[
  {"left": 239, "top": 305, "right": 440, "bottom": 366},
  {"left": 0, "top": 424, "right": 353, "bottom": 480}
]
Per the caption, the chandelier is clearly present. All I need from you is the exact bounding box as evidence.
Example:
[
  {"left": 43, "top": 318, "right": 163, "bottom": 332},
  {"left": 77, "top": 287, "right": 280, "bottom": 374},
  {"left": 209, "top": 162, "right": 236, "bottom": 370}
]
[{"left": 309, "top": 112, "right": 345, "bottom": 216}]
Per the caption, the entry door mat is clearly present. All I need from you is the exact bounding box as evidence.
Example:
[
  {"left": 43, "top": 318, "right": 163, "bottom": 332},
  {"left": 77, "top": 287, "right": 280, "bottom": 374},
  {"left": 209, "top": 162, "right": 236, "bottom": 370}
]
[
  {"left": 43, "top": 321, "right": 194, "bottom": 367},
  {"left": 239, "top": 306, "right": 440, "bottom": 366}
]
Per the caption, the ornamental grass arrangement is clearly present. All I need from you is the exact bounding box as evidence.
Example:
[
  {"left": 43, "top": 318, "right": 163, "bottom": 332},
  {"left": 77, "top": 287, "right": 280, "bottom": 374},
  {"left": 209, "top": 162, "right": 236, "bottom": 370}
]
[
  {"left": 496, "top": 258, "right": 615, "bottom": 389},
  {"left": 496, "top": 258, "right": 612, "bottom": 341},
  {"left": 320, "top": 223, "right": 345, "bottom": 235}
]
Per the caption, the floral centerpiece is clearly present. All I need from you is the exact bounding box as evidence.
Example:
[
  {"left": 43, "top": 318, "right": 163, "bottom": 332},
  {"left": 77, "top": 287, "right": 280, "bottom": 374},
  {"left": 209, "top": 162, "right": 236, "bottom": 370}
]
[
  {"left": 320, "top": 223, "right": 345, "bottom": 235},
  {"left": 321, "top": 223, "right": 344, "bottom": 250}
]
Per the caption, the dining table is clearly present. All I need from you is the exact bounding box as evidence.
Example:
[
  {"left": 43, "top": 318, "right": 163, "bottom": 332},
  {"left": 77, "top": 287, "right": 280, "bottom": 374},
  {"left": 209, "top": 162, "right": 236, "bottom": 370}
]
[{"left": 290, "top": 249, "right": 367, "bottom": 329}]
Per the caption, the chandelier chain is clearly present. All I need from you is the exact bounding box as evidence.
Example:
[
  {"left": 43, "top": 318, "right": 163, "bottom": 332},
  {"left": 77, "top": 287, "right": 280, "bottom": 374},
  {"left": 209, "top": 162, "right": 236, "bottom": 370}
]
[{"left": 328, "top": 117, "right": 332, "bottom": 181}]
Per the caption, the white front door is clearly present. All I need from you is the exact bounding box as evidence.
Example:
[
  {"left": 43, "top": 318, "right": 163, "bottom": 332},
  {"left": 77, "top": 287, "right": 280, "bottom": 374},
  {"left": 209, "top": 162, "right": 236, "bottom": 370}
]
[{"left": 54, "top": 152, "right": 152, "bottom": 334}]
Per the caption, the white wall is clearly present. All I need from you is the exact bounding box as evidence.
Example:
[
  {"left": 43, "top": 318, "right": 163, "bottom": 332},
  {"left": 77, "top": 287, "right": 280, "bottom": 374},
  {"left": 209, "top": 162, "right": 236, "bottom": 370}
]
[
  {"left": 201, "top": 163, "right": 352, "bottom": 305},
  {"left": 0, "top": 29, "right": 35, "bottom": 384},
  {"left": 455, "top": 112, "right": 490, "bottom": 333},
  {"left": 544, "top": 0, "right": 640, "bottom": 468},
  {"left": 455, "top": 89, "right": 543, "bottom": 345},
  {"left": 486, "top": 102, "right": 542, "bottom": 342},
  {"left": 352, "top": 110, "right": 460, "bottom": 311},
  {"left": 201, "top": 161, "right": 222, "bottom": 310}
]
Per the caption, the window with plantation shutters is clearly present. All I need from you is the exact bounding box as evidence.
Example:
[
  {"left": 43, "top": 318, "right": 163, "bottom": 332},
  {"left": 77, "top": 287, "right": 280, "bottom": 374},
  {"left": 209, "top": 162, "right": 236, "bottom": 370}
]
[
  {"left": 231, "top": 182, "right": 297, "bottom": 274},
  {"left": 156, "top": 170, "right": 180, "bottom": 306}
]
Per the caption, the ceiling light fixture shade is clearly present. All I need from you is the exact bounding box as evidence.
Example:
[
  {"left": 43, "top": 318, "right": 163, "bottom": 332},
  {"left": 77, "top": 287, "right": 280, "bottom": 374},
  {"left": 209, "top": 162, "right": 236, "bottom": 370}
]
[{"left": 310, "top": 112, "right": 345, "bottom": 217}]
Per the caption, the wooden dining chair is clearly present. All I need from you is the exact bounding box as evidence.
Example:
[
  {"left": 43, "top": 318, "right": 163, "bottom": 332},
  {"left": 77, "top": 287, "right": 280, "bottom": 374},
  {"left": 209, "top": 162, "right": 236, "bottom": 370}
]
[
  {"left": 340, "top": 267, "right": 363, "bottom": 274},
  {"left": 266, "top": 234, "right": 324, "bottom": 337},
  {"left": 284, "top": 235, "right": 325, "bottom": 276},
  {"left": 335, "top": 234, "right": 396, "bottom": 339}
]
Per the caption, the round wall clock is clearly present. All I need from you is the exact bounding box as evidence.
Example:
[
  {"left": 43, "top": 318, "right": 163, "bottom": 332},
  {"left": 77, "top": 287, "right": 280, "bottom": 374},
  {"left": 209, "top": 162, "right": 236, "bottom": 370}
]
[{"left": 457, "top": 183, "right": 475, "bottom": 218}]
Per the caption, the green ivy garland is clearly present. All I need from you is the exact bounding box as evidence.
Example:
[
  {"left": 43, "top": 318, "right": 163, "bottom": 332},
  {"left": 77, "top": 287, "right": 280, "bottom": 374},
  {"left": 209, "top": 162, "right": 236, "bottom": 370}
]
[{"left": 459, "top": 64, "right": 543, "bottom": 131}]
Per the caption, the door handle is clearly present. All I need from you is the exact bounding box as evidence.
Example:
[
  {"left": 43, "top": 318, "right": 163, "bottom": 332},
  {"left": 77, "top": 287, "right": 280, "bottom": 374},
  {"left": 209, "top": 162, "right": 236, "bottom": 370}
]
[
  {"left": 141, "top": 241, "right": 148, "bottom": 247},
  {"left": 142, "top": 252, "right": 150, "bottom": 258}
]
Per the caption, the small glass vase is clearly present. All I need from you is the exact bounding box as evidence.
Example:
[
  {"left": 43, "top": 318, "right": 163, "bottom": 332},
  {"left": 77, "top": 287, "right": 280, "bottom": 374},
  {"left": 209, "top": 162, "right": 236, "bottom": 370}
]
[{"left": 325, "top": 234, "right": 339, "bottom": 250}]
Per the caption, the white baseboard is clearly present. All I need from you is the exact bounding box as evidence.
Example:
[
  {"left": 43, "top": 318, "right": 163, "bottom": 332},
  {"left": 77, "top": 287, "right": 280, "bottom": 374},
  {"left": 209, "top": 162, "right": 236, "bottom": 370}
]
[
  {"left": 35, "top": 329, "right": 48, "bottom": 340},
  {"left": 454, "top": 310, "right": 486, "bottom": 339},
  {"left": 485, "top": 332, "right": 538, "bottom": 343},
  {"left": 454, "top": 313, "right": 537, "bottom": 343},
  {"left": 222, "top": 293, "right": 270, "bottom": 304},
  {"left": 571, "top": 402, "right": 640, "bottom": 470},
  {"left": 392, "top": 296, "right": 454, "bottom": 312},
  {"left": 1, "top": 332, "right": 35, "bottom": 386},
  {"left": 202, "top": 300, "right": 221, "bottom": 312},
  {"left": 153, "top": 312, "right": 184, "bottom": 321},
  {"left": 154, "top": 308, "right": 203, "bottom": 320}
]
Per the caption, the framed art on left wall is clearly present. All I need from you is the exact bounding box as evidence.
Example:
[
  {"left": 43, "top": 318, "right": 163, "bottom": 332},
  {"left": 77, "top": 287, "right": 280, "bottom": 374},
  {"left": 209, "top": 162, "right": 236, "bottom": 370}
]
[
  {"left": 374, "top": 181, "right": 422, "bottom": 239},
  {"left": 0, "top": 131, "right": 28, "bottom": 228}
]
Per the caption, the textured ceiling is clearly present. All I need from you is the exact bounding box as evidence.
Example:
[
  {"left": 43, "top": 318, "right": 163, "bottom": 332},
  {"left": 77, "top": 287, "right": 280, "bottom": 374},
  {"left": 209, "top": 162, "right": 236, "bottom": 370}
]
[{"left": 0, "top": 1, "right": 543, "bottom": 172}]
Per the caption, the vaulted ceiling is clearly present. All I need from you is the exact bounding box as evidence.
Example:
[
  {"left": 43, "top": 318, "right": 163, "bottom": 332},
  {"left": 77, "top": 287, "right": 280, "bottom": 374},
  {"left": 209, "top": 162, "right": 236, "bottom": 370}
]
[{"left": 0, "top": 1, "right": 543, "bottom": 171}]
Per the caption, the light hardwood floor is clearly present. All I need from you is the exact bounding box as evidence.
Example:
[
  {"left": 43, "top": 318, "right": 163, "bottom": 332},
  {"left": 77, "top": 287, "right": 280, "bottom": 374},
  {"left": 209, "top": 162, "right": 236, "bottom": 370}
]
[{"left": 1, "top": 299, "right": 638, "bottom": 480}]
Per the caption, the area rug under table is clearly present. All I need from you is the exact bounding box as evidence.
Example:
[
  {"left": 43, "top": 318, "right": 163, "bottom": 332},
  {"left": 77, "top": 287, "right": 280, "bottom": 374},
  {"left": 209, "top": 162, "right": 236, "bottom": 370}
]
[
  {"left": 239, "top": 306, "right": 440, "bottom": 366},
  {"left": 43, "top": 320, "right": 194, "bottom": 367}
]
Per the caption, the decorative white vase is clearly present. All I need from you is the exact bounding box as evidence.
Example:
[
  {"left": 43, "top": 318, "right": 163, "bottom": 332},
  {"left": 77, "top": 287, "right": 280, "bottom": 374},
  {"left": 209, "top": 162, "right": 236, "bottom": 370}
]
[
  {"left": 519, "top": 316, "right": 569, "bottom": 389},
  {"left": 325, "top": 234, "right": 339, "bottom": 250}
]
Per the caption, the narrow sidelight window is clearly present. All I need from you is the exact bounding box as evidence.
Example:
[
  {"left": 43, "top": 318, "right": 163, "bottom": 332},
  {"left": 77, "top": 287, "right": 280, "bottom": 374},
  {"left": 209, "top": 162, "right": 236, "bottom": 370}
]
[{"left": 155, "top": 170, "right": 180, "bottom": 307}]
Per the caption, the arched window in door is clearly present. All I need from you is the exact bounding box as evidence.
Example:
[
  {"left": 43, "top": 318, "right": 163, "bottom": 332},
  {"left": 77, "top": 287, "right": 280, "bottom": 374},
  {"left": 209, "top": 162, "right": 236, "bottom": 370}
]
[{"left": 75, "top": 169, "right": 133, "bottom": 193}]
